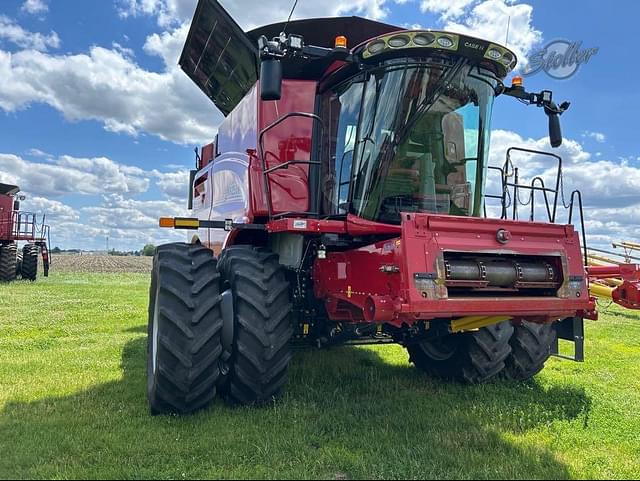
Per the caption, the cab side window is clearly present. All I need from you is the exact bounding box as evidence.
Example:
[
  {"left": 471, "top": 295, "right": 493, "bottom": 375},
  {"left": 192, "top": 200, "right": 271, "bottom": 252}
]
[{"left": 320, "top": 78, "right": 363, "bottom": 215}]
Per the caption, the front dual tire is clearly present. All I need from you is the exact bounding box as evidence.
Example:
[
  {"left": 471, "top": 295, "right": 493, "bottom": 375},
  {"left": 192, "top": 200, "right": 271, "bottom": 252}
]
[
  {"left": 407, "top": 321, "right": 556, "bottom": 384},
  {"left": 147, "top": 243, "right": 223, "bottom": 415},
  {"left": 147, "top": 243, "right": 293, "bottom": 415}
]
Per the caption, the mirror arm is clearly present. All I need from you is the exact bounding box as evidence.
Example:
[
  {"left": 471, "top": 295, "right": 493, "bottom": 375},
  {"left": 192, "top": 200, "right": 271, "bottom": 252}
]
[
  {"left": 503, "top": 86, "right": 570, "bottom": 148},
  {"left": 503, "top": 86, "right": 570, "bottom": 113}
]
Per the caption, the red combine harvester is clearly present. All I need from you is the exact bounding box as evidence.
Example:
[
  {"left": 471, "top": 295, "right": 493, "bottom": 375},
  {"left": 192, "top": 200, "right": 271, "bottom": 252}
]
[
  {"left": 148, "top": 0, "right": 640, "bottom": 414},
  {"left": 0, "top": 183, "right": 51, "bottom": 282}
]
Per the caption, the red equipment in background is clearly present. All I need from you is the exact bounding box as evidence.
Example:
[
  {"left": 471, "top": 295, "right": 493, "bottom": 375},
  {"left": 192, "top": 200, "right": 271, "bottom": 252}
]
[
  {"left": 588, "top": 264, "right": 640, "bottom": 310},
  {"left": 0, "top": 183, "right": 51, "bottom": 282}
]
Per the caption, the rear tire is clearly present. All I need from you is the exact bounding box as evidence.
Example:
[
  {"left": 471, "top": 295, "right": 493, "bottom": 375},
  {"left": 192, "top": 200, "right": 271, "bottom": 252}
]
[
  {"left": 0, "top": 243, "right": 17, "bottom": 283},
  {"left": 147, "top": 243, "right": 223, "bottom": 415},
  {"left": 21, "top": 244, "right": 39, "bottom": 281},
  {"left": 217, "top": 246, "right": 294, "bottom": 405},
  {"left": 504, "top": 321, "right": 556, "bottom": 381},
  {"left": 16, "top": 251, "right": 23, "bottom": 279},
  {"left": 407, "top": 321, "right": 514, "bottom": 384}
]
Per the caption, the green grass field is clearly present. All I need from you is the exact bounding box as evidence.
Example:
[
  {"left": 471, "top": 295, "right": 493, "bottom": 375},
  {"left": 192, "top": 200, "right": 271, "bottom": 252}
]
[{"left": 1, "top": 270, "right": 639, "bottom": 479}]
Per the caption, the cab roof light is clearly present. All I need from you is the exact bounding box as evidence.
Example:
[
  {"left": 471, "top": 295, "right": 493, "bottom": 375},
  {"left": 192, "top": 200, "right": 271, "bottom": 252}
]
[{"left": 335, "top": 36, "right": 348, "bottom": 49}]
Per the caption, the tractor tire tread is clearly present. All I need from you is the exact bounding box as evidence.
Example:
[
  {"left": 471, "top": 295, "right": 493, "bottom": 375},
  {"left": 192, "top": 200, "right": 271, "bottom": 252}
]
[
  {"left": 504, "top": 321, "right": 556, "bottom": 381},
  {"left": 0, "top": 243, "right": 17, "bottom": 283},
  {"left": 218, "top": 246, "right": 293, "bottom": 405},
  {"left": 407, "top": 321, "right": 514, "bottom": 384},
  {"left": 147, "top": 243, "right": 223, "bottom": 415},
  {"left": 21, "top": 244, "right": 39, "bottom": 281}
]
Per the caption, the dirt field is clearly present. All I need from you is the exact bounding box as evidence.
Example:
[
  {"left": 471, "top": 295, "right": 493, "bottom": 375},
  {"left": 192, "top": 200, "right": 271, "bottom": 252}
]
[{"left": 50, "top": 255, "right": 153, "bottom": 273}]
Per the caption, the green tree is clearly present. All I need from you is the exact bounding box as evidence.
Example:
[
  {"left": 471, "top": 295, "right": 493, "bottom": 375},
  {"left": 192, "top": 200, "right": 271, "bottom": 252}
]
[{"left": 142, "top": 244, "right": 156, "bottom": 256}]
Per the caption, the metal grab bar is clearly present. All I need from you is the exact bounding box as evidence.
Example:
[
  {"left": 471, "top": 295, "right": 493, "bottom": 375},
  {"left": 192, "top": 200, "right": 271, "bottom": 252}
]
[
  {"left": 504, "top": 147, "right": 562, "bottom": 223},
  {"left": 258, "top": 112, "right": 324, "bottom": 219},
  {"left": 568, "top": 189, "right": 588, "bottom": 267},
  {"left": 484, "top": 148, "right": 588, "bottom": 267}
]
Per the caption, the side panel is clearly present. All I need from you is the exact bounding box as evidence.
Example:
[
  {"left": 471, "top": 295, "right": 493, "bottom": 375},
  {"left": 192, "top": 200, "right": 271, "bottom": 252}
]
[
  {"left": 252, "top": 80, "right": 318, "bottom": 216},
  {"left": 193, "top": 85, "right": 257, "bottom": 253}
]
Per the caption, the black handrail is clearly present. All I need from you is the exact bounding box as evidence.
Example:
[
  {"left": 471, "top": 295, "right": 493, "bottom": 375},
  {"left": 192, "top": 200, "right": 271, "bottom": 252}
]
[
  {"left": 528, "top": 176, "right": 553, "bottom": 222},
  {"left": 484, "top": 148, "right": 588, "bottom": 267},
  {"left": 484, "top": 166, "right": 506, "bottom": 219},
  {"left": 568, "top": 189, "right": 588, "bottom": 267},
  {"left": 504, "top": 147, "right": 562, "bottom": 222},
  {"left": 258, "top": 112, "right": 324, "bottom": 219}
]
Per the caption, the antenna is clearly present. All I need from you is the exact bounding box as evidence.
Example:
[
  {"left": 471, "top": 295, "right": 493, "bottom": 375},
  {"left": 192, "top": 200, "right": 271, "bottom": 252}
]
[
  {"left": 282, "top": 0, "right": 300, "bottom": 35},
  {"left": 505, "top": 15, "right": 511, "bottom": 46}
]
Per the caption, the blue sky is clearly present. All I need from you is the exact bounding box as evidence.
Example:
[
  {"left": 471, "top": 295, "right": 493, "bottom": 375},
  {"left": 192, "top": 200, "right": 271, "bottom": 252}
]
[{"left": 0, "top": 0, "right": 638, "bottom": 252}]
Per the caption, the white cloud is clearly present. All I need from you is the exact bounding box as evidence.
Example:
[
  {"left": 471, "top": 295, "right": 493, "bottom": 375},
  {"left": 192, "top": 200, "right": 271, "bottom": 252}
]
[
  {"left": 425, "top": 0, "right": 542, "bottom": 67},
  {"left": 117, "top": 0, "right": 197, "bottom": 27},
  {"left": 21, "top": 0, "right": 48, "bottom": 15},
  {"left": 83, "top": 194, "right": 186, "bottom": 229},
  {"left": 0, "top": 151, "right": 190, "bottom": 250},
  {"left": 0, "top": 45, "right": 220, "bottom": 144},
  {"left": 582, "top": 130, "right": 606, "bottom": 143},
  {"left": 143, "top": 21, "right": 189, "bottom": 68},
  {"left": 0, "top": 15, "right": 60, "bottom": 51},
  {"left": 0, "top": 153, "right": 150, "bottom": 197},
  {"left": 72, "top": 194, "right": 188, "bottom": 250},
  {"left": 21, "top": 196, "right": 79, "bottom": 222},
  {"left": 25, "top": 148, "right": 52, "bottom": 159},
  {"left": 153, "top": 169, "right": 190, "bottom": 201},
  {"left": 119, "top": 0, "right": 393, "bottom": 30},
  {"left": 421, "top": 0, "right": 476, "bottom": 20}
]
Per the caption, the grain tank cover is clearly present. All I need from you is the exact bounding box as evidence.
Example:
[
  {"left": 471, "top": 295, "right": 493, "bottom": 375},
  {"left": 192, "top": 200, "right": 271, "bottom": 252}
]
[
  {"left": 179, "top": 0, "right": 259, "bottom": 116},
  {"left": 0, "top": 183, "right": 19, "bottom": 196}
]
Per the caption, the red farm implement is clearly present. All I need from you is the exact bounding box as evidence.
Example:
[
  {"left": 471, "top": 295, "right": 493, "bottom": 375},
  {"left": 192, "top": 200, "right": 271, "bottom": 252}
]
[
  {"left": 0, "top": 183, "right": 51, "bottom": 282},
  {"left": 145, "top": 0, "right": 639, "bottom": 414}
]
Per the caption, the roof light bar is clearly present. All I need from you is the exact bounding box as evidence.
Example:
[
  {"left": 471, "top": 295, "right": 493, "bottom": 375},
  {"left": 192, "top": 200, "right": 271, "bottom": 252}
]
[{"left": 358, "top": 30, "right": 518, "bottom": 76}]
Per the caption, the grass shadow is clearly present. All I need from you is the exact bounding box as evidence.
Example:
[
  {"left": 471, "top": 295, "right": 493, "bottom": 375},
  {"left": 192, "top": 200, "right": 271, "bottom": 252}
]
[{"left": 0, "top": 331, "right": 591, "bottom": 479}]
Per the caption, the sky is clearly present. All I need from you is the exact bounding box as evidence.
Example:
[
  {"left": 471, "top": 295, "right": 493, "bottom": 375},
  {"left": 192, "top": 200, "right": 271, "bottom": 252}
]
[{"left": 0, "top": 0, "right": 638, "bottom": 253}]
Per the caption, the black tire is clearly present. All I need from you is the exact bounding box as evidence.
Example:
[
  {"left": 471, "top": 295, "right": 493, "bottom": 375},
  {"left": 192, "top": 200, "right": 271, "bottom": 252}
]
[
  {"left": 21, "top": 244, "right": 39, "bottom": 281},
  {"left": 16, "top": 251, "right": 23, "bottom": 279},
  {"left": 407, "top": 321, "right": 514, "bottom": 384},
  {"left": 504, "top": 321, "right": 556, "bottom": 381},
  {"left": 0, "top": 243, "right": 17, "bottom": 283},
  {"left": 217, "top": 246, "right": 293, "bottom": 405},
  {"left": 147, "top": 243, "right": 223, "bottom": 415}
]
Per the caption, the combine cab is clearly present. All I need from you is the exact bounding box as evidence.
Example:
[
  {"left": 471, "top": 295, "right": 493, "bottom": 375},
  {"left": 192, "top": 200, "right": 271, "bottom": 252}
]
[
  {"left": 0, "top": 183, "right": 51, "bottom": 282},
  {"left": 147, "top": 0, "right": 636, "bottom": 414}
]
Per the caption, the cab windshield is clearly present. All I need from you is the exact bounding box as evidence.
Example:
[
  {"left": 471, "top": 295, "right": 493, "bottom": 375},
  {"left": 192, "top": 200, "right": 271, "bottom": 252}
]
[{"left": 320, "top": 58, "right": 497, "bottom": 224}]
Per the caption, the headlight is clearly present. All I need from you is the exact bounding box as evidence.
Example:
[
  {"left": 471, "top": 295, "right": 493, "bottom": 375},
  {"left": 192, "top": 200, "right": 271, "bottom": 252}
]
[
  {"left": 388, "top": 35, "right": 410, "bottom": 48},
  {"left": 413, "top": 33, "right": 435, "bottom": 46},
  {"left": 437, "top": 36, "right": 454, "bottom": 48},
  {"left": 487, "top": 48, "right": 502, "bottom": 60},
  {"left": 367, "top": 40, "right": 386, "bottom": 55}
]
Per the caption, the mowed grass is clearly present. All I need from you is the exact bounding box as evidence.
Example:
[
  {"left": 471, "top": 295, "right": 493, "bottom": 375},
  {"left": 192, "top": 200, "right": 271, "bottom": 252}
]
[{"left": 1, "top": 271, "right": 639, "bottom": 479}]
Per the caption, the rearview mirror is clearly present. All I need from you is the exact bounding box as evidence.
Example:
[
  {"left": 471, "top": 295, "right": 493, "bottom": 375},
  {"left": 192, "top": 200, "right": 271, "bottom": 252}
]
[
  {"left": 547, "top": 110, "right": 562, "bottom": 148},
  {"left": 260, "top": 58, "right": 282, "bottom": 101}
]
